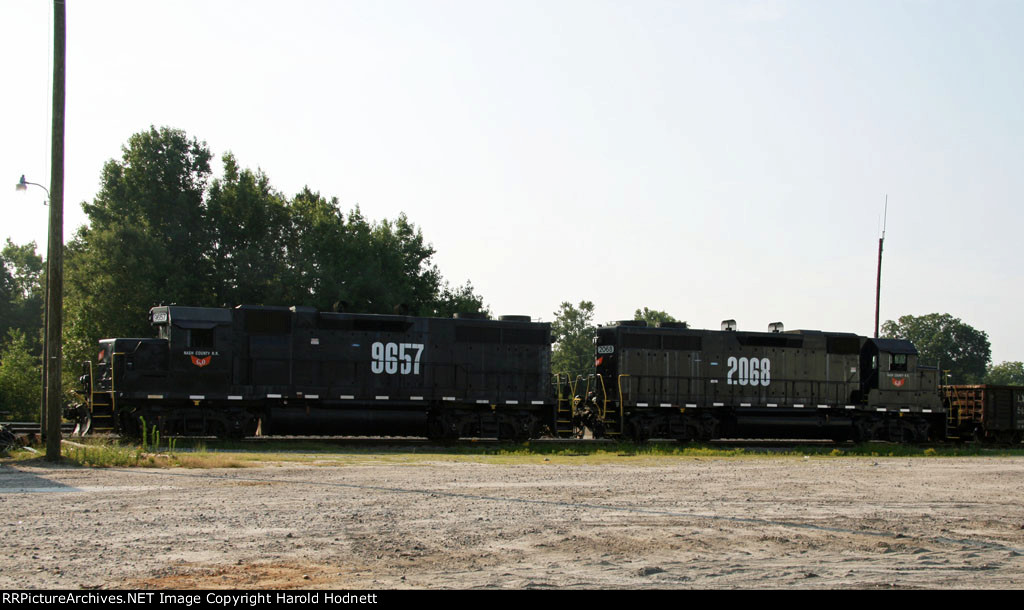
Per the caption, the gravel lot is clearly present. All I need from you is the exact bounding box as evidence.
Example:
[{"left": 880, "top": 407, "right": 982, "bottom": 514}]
[{"left": 2, "top": 455, "right": 1023, "bottom": 589}]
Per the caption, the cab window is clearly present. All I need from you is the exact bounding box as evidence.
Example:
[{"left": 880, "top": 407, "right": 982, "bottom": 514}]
[
  {"left": 890, "top": 353, "right": 907, "bottom": 372},
  {"left": 188, "top": 328, "right": 215, "bottom": 348}
]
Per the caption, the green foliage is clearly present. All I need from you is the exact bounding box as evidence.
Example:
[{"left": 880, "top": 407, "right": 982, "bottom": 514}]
[
  {"left": 64, "top": 127, "right": 214, "bottom": 363},
  {"left": 0, "top": 330, "right": 42, "bottom": 421},
  {"left": 430, "top": 280, "right": 489, "bottom": 318},
  {"left": 551, "top": 301, "right": 595, "bottom": 378},
  {"left": 281, "top": 190, "right": 450, "bottom": 315},
  {"left": 206, "top": 153, "right": 291, "bottom": 306},
  {"left": 881, "top": 313, "right": 991, "bottom": 383},
  {"left": 634, "top": 307, "right": 684, "bottom": 328},
  {"left": 139, "top": 417, "right": 176, "bottom": 453},
  {"left": 0, "top": 240, "right": 44, "bottom": 354},
  {"left": 62, "top": 126, "right": 485, "bottom": 364},
  {"left": 61, "top": 441, "right": 146, "bottom": 467},
  {"left": 985, "top": 361, "right": 1024, "bottom": 386}
]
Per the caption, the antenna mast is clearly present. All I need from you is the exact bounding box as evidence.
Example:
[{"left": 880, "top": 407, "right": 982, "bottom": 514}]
[{"left": 874, "top": 196, "right": 887, "bottom": 338}]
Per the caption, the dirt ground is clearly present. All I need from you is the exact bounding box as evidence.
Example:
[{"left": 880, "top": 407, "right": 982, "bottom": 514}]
[{"left": 2, "top": 454, "right": 1023, "bottom": 589}]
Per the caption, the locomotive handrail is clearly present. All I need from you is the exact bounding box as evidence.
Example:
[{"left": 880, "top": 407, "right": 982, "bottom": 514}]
[
  {"left": 617, "top": 374, "right": 630, "bottom": 407},
  {"left": 111, "top": 352, "right": 126, "bottom": 418},
  {"left": 553, "top": 372, "right": 580, "bottom": 422},
  {"left": 87, "top": 360, "right": 94, "bottom": 409},
  {"left": 569, "top": 375, "right": 582, "bottom": 414},
  {"left": 594, "top": 374, "right": 608, "bottom": 419},
  {"left": 617, "top": 372, "right": 870, "bottom": 409}
]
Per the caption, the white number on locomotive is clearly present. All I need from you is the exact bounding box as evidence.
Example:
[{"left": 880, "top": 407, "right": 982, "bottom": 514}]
[
  {"left": 726, "top": 356, "right": 771, "bottom": 386},
  {"left": 370, "top": 342, "right": 424, "bottom": 375}
]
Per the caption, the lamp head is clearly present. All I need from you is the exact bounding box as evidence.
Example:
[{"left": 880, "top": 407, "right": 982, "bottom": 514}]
[{"left": 16, "top": 175, "right": 28, "bottom": 191}]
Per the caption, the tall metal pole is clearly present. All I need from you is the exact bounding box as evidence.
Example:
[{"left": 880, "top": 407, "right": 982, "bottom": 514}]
[
  {"left": 45, "top": 0, "right": 66, "bottom": 461},
  {"left": 873, "top": 196, "right": 887, "bottom": 339}
]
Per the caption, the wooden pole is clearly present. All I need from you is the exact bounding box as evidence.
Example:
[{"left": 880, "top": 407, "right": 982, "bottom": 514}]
[{"left": 45, "top": 0, "right": 66, "bottom": 461}]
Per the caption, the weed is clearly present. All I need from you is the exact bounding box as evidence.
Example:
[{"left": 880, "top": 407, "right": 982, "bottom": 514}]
[{"left": 61, "top": 441, "right": 144, "bottom": 467}]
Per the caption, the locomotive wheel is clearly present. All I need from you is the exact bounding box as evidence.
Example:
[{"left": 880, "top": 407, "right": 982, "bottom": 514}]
[
  {"left": 626, "top": 420, "right": 650, "bottom": 444},
  {"left": 70, "top": 407, "right": 92, "bottom": 437},
  {"left": 852, "top": 417, "right": 877, "bottom": 442},
  {"left": 427, "top": 415, "right": 459, "bottom": 441},
  {"left": 118, "top": 411, "right": 142, "bottom": 439},
  {"left": 830, "top": 429, "right": 851, "bottom": 443}
]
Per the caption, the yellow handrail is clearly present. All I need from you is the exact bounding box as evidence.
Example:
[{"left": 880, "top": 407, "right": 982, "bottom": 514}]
[
  {"left": 617, "top": 374, "right": 630, "bottom": 408},
  {"left": 595, "top": 374, "right": 608, "bottom": 419},
  {"left": 86, "top": 360, "right": 94, "bottom": 411},
  {"left": 111, "top": 352, "right": 125, "bottom": 417}
]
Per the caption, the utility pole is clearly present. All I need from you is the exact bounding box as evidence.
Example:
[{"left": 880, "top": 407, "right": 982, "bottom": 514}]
[
  {"left": 873, "top": 196, "right": 887, "bottom": 339},
  {"left": 45, "top": 0, "right": 66, "bottom": 461}
]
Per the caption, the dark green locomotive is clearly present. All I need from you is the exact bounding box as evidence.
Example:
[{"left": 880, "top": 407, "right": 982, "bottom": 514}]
[{"left": 586, "top": 320, "right": 944, "bottom": 442}]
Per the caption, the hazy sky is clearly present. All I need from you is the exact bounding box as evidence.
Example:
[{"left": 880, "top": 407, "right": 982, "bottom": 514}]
[{"left": 2, "top": 0, "right": 1022, "bottom": 363}]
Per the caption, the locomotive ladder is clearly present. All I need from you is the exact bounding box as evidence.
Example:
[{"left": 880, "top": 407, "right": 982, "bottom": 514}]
[
  {"left": 554, "top": 374, "right": 624, "bottom": 438},
  {"left": 943, "top": 385, "right": 984, "bottom": 440},
  {"left": 553, "top": 373, "right": 579, "bottom": 437},
  {"left": 594, "top": 373, "right": 623, "bottom": 437},
  {"left": 77, "top": 360, "right": 116, "bottom": 435}
]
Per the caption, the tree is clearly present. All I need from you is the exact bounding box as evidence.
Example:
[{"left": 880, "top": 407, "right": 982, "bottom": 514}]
[
  {"left": 82, "top": 126, "right": 214, "bottom": 303},
  {"left": 430, "top": 280, "right": 489, "bottom": 319},
  {"left": 282, "top": 191, "right": 444, "bottom": 314},
  {"left": 206, "top": 153, "right": 291, "bottom": 306},
  {"left": 62, "top": 126, "right": 489, "bottom": 365},
  {"left": 364, "top": 213, "right": 443, "bottom": 315},
  {"left": 880, "top": 313, "right": 991, "bottom": 383},
  {"left": 985, "top": 361, "right": 1024, "bottom": 386},
  {"left": 0, "top": 330, "right": 41, "bottom": 421},
  {"left": 64, "top": 127, "right": 215, "bottom": 363},
  {"left": 0, "top": 240, "right": 44, "bottom": 352},
  {"left": 634, "top": 307, "right": 684, "bottom": 328},
  {"left": 551, "top": 301, "right": 595, "bottom": 379}
]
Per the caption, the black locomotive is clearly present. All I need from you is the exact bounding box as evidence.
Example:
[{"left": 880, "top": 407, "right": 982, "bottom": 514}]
[
  {"left": 72, "top": 304, "right": 551, "bottom": 440},
  {"left": 70, "top": 305, "right": 1024, "bottom": 443}
]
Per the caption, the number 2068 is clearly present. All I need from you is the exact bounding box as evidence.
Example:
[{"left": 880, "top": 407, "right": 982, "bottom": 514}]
[{"left": 726, "top": 356, "right": 771, "bottom": 386}]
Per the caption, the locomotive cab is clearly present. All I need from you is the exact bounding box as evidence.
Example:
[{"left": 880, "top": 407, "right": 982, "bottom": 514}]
[
  {"left": 81, "top": 337, "right": 170, "bottom": 397},
  {"left": 152, "top": 306, "right": 235, "bottom": 394},
  {"left": 860, "top": 338, "right": 941, "bottom": 412}
]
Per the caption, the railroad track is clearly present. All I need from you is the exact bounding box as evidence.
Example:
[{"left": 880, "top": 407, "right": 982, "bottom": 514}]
[
  {"left": 0, "top": 423, "right": 844, "bottom": 448},
  {"left": 1, "top": 422, "right": 76, "bottom": 435},
  {"left": 193, "top": 436, "right": 839, "bottom": 449}
]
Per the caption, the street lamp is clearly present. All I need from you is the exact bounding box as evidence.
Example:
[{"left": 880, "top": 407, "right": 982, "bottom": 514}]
[
  {"left": 15, "top": 175, "right": 50, "bottom": 202},
  {"left": 14, "top": 175, "right": 51, "bottom": 438}
]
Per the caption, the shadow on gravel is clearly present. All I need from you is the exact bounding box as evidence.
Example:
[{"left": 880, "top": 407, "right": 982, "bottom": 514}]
[{"left": 0, "top": 463, "right": 82, "bottom": 493}]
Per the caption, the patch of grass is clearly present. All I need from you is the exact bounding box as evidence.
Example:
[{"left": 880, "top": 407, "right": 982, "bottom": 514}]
[
  {"left": 61, "top": 441, "right": 146, "bottom": 467},
  {"left": 4, "top": 435, "right": 1022, "bottom": 469},
  {"left": 53, "top": 439, "right": 249, "bottom": 468},
  {"left": 173, "top": 452, "right": 247, "bottom": 468}
]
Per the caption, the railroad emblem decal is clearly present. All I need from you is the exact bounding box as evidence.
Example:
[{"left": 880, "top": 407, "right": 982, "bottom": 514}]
[
  {"left": 891, "top": 377, "right": 906, "bottom": 387},
  {"left": 184, "top": 350, "right": 218, "bottom": 368}
]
